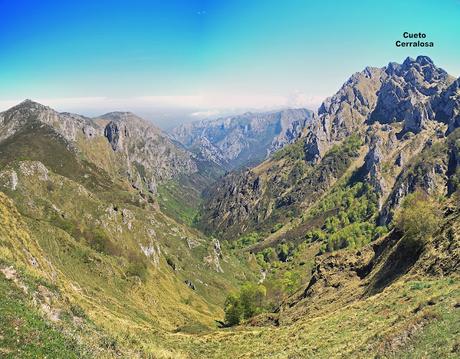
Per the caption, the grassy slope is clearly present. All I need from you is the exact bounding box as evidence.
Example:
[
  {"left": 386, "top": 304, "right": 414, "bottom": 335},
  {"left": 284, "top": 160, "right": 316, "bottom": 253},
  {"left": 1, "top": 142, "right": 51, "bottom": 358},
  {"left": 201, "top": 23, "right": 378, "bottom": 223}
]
[
  {"left": 0, "top": 274, "right": 84, "bottom": 359},
  {"left": 150, "top": 275, "right": 458, "bottom": 358},
  {"left": 0, "top": 122, "right": 254, "bottom": 356}
]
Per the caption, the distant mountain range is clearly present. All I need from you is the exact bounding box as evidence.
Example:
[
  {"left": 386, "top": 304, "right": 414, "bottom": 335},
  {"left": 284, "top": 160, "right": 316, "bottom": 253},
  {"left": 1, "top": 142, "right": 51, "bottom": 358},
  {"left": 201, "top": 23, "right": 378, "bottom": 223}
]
[{"left": 170, "top": 108, "right": 313, "bottom": 169}]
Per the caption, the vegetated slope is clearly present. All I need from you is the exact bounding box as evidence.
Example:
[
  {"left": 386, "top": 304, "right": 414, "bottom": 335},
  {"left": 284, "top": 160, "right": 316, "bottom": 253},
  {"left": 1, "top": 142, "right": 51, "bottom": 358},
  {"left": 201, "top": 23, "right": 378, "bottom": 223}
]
[
  {"left": 0, "top": 105, "right": 255, "bottom": 356},
  {"left": 170, "top": 108, "right": 313, "bottom": 170},
  {"left": 0, "top": 100, "right": 222, "bottom": 223}
]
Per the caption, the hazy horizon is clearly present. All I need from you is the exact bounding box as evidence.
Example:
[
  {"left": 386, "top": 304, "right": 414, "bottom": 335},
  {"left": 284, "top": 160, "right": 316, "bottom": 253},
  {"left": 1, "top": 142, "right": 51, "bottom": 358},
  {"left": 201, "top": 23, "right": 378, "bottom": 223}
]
[{"left": 1, "top": 0, "right": 459, "bottom": 128}]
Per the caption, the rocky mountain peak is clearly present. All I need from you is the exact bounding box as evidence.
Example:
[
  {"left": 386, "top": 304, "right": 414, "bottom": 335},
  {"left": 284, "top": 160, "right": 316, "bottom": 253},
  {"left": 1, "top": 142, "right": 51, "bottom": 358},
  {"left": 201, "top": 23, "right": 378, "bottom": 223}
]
[
  {"left": 99, "top": 111, "right": 141, "bottom": 122},
  {"left": 4, "top": 99, "right": 56, "bottom": 116},
  {"left": 304, "top": 56, "right": 456, "bottom": 163},
  {"left": 0, "top": 100, "right": 102, "bottom": 143},
  {"left": 16, "top": 98, "right": 50, "bottom": 110},
  {"left": 385, "top": 55, "right": 450, "bottom": 90},
  {"left": 371, "top": 56, "right": 453, "bottom": 134},
  {"left": 0, "top": 100, "right": 66, "bottom": 142}
]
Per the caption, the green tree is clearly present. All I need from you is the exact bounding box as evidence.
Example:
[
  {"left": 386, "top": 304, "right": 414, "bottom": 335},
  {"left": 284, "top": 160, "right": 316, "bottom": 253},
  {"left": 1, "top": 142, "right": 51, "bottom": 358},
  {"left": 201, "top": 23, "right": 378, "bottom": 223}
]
[
  {"left": 239, "top": 283, "right": 266, "bottom": 319},
  {"left": 282, "top": 271, "right": 301, "bottom": 295},
  {"left": 224, "top": 293, "right": 243, "bottom": 326},
  {"left": 224, "top": 283, "right": 267, "bottom": 325}
]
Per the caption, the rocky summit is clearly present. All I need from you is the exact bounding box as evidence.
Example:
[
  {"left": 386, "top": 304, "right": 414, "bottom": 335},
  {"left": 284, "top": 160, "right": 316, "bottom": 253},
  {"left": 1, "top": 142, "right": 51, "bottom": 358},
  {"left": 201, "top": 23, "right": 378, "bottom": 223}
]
[{"left": 0, "top": 56, "right": 459, "bottom": 358}]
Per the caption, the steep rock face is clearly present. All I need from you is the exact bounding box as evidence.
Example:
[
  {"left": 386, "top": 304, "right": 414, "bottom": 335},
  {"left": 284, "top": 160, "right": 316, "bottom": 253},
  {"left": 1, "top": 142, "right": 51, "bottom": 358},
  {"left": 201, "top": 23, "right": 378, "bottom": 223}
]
[
  {"left": 433, "top": 77, "right": 460, "bottom": 133},
  {"left": 303, "top": 66, "right": 384, "bottom": 161},
  {"left": 363, "top": 134, "right": 386, "bottom": 205},
  {"left": 171, "top": 108, "right": 313, "bottom": 169},
  {"left": 199, "top": 169, "right": 265, "bottom": 237},
  {"left": 98, "top": 112, "right": 198, "bottom": 193},
  {"left": 104, "top": 121, "right": 126, "bottom": 151},
  {"left": 303, "top": 56, "right": 455, "bottom": 162},
  {"left": 370, "top": 56, "right": 452, "bottom": 134}
]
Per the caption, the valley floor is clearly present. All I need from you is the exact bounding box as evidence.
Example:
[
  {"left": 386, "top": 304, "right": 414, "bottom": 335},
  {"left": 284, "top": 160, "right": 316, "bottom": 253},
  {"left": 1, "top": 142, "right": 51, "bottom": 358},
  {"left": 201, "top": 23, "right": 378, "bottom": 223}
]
[
  {"left": 2, "top": 264, "right": 457, "bottom": 358},
  {"left": 159, "top": 275, "right": 460, "bottom": 358}
]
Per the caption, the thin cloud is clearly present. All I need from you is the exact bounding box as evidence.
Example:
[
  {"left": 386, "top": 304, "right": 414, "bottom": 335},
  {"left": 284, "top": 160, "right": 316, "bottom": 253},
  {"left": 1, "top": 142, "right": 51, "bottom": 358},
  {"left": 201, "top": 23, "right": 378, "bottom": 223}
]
[
  {"left": 0, "top": 93, "right": 325, "bottom": 115},
  {"left": 190, "top": 110, "right": 221, "bottom": 118}
]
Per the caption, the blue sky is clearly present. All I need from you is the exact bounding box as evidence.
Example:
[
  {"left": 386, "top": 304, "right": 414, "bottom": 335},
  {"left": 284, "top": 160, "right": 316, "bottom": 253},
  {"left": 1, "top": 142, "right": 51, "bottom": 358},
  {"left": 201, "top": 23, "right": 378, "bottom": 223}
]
[{"left": 1, "top": 0, "right": 459, "bottom": 128}]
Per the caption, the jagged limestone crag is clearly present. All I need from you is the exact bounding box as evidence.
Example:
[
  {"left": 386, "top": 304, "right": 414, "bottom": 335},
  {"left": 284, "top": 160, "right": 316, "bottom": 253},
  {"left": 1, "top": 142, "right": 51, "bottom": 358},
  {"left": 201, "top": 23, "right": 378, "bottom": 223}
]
[
  {"left": 305, "top": 56, "right": 455, "bottom": 162},
  {"left": 97, "top": 111, "right": 198, "bottom": 194}
]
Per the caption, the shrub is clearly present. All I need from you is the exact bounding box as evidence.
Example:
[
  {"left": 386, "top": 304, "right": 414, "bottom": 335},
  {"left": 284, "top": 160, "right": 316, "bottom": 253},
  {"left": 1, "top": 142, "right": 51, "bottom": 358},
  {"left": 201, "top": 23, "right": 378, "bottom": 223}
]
[
  {"left": 282, "top": 271, "right": 301, "bottom": 295},
  {"left": 277, "top": 243, "right": 290, "bottom": 262},
  {"left": 239, "top": 283, "right": 266, "bottom": 319},
  {"left": 232, "top": 232, "right": 261, "bottom": 249},
  {"left": 126, "top": 261, "right": 148, "bottom": 282},
  {"left": 85, "top": 228, "right": 113, "bottom": 254},
  {"left": 394, "top": 191, "right": 441, "bottom": 246}
]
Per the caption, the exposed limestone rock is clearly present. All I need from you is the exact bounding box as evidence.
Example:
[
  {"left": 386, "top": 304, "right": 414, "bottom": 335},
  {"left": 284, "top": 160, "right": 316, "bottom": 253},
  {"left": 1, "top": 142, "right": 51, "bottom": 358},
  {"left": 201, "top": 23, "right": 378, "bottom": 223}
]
[
  {"left": 121, "top": 208, "right": 134, "bottom": 230},
  {"left": 82, "top": 124, "right": 97, "bottom": 139},
  {"left": 184, "top": 236, "right": 202, "bottom": 249},
  {"left": 304, "top": 66, "right": 384, "bottom": 160},
  {"left": 147, "top": 178, "right": 157, "bottom": 194},
  {"left": 302, "top": 56, "right": 454, "bottom": 163},
  {"left": 140, "top": 241, "right": 161, "bottom": 267},
  {"left": 99, "top": 112, "right": 198, "bottom": 192},
  {"left": 204, "top": 238, "right": 224, "bottom": 273},
  {"left": 0, "top": 100, "right": 99, "bottom": 143},
  {"left": 433, "top": 77, "right": 460, "bottom": 134},
  {"left": 104, "top": 121, "right": 126, "bottom": 151},
  {"left": 131, "top": 172, "right": 143, "bottom": 190},
  {"left": 364, "top": 136, "right": 386, "bottom": 204},
  {"left": 0, "top": 170, "right": 19, "bottom": 190},
  {"left": 18, "top": 161, "right": 49, "bottom": 181}
]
